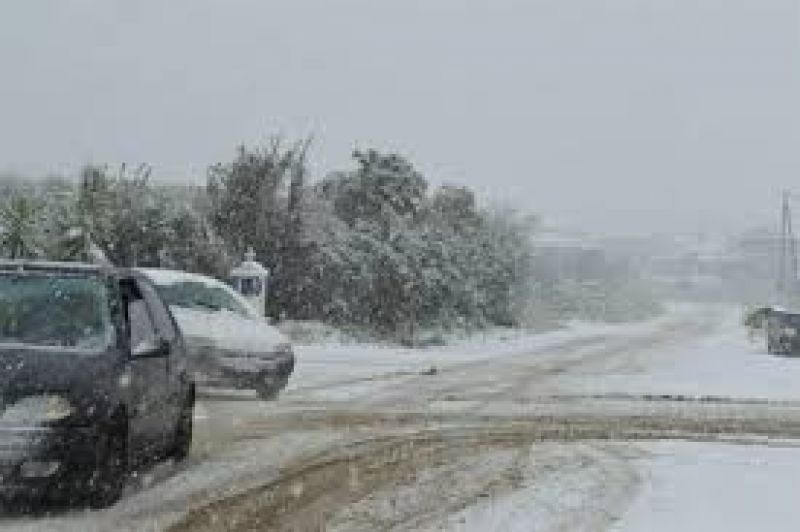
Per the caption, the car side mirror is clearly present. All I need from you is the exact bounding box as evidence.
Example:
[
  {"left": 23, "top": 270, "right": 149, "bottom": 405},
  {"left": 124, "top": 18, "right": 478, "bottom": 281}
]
[{"left": 131, "top": 338, "right": 170, "bottom": 359}]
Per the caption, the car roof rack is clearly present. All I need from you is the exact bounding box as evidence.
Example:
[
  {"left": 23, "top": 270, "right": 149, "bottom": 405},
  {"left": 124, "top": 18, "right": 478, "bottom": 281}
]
[{"left": 0, "top": 260, "right": 113, "bottom": 276}]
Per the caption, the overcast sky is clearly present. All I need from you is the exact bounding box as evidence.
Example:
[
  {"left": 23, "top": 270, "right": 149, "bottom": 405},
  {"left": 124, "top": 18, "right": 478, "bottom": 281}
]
[{"left": 1, "top": 0, "right": 798, "bottom": 235}]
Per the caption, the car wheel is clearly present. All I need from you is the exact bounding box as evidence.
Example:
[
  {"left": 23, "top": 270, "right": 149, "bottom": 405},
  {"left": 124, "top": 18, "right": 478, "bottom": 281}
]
[
  {"left": 87, "top": 422, "right": 128, "bottom": 508},
  {"left": 255, "top": 383, "right": 279, "bottom": 401},
  {"left": 779, "top": 340, "right": 790, "bottom": 355},
  {"left": 255, "top": 375, "right": 283, "bottom": 401},
  {"left": 170, "top": 394, "right": 194, "bottom": 461}
]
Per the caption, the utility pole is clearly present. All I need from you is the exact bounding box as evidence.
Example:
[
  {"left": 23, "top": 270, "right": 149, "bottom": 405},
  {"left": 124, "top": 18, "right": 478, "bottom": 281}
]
[{"left": 778, "top": 191, "right": 798, "bottom": 306}]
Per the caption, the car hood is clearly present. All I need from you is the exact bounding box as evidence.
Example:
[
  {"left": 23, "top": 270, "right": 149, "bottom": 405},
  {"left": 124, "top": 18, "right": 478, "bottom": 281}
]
[{"left": 170, "top": 306, "right": 290, "bottom": 356}]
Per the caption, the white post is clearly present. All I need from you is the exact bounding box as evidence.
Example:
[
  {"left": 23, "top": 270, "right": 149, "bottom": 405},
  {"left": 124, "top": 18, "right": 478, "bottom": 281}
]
[{"left": 229, "top": 246, "right": 270, "bottom": 317}]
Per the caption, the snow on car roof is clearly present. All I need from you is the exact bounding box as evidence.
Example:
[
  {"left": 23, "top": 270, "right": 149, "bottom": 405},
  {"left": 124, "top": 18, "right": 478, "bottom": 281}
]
[
  {"left": 137, "top": 268, "right": 259, "bottom": 317},
  {"left": 138, "top": 268, "right": 228, "bottom": 289}
]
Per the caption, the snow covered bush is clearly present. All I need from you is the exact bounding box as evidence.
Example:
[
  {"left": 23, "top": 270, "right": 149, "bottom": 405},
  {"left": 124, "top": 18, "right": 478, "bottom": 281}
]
[
  {"left": 0, "top": 142, "right": 662, "bottom": 341},
  {"left": 299, "top": 151, "right": 536, "bottom": 342}
]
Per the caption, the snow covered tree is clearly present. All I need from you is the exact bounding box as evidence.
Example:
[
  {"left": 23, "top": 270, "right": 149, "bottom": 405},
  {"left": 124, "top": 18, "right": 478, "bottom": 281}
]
[
  {"left": 274, "top": 138, "right": 314, "bottom": 317},
  {"left": 107, "top": 166, "right": 172, "bottom": 266},
  {"left": 311, "top": 151, "right": 431, "bottom": 335},
  {"left": 207, "top": 138, "right": 320, "bottom": 318},
  {"left": 164, "top": 205, "right": 231, "bottom": 277},
  {"left": 306, "top": 151, "right": 539, "bottom": 340},
  {"left": 0, "top": 193, "right": 42, "bottom": 259},
  {"left": 321, "top": 150, "right": 427, "bottom": 233},
  {"left": 207, "top": 140, "right": 299, "bottom": 264}
]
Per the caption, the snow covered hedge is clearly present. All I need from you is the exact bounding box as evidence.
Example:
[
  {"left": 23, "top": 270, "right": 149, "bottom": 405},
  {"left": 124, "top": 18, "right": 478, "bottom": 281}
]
[{"left": 0, "top": 145, "right": 661, "bottom": 342}]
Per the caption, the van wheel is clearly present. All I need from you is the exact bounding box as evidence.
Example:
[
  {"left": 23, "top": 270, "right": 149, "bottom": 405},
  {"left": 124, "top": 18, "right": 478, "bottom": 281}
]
[
  {"left": 88, "top": 423, "right": 128, "bottom": 508},
  {"left": 170, "top": 395, "right": 193, "bottom": 461}
]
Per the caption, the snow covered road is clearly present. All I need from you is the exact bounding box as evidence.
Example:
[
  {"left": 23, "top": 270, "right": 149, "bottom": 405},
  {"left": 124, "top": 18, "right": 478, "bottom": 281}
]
[
  {"left": 612, "top": 442, "right": 800, "bottom": 532},
  {"left": 4, "top": 304, "right": 800, "bottom": 531}
]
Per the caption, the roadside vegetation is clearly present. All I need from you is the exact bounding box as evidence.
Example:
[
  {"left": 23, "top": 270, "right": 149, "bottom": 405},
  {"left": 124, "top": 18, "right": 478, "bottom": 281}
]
[{"left": 0, "top": 140, "right": 661, "bottom": 342}]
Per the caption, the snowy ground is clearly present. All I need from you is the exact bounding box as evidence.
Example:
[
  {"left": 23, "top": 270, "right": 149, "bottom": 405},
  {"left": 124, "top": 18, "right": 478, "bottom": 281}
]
[
  {"left": 560, "top": 305, "right": 800, "bottom": 401},
  {"left": 285, "top": 316, "right": 673, "bottom": 402},
  {"left": 4, "top": 303, "right": 800, "bottom": 531},
  {"left": 613, "top": 442, "right": 800, "bottom": 532}
]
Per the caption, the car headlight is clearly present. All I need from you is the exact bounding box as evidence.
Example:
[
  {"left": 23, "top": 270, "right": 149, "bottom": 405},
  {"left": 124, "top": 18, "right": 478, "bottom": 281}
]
[{"left": 1, "top": 395, "right": 75, "bottom": 425}]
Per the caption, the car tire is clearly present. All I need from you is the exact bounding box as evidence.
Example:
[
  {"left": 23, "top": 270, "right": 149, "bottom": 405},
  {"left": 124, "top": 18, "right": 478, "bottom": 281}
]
[
  {"left": 87, "top": 422, "right": 128, "bottom": 509},
  {"left": 255, "top": 374, "right": 284, "bottom": 401},
  {"left": 779, "top": 340, "right": 790, "bottom": 356},
  {"left": 170, "top": 392, "right": 194, "bottom": 461},
  {"left": 255, "top": 383, "right": 279, "bottom": 401}
]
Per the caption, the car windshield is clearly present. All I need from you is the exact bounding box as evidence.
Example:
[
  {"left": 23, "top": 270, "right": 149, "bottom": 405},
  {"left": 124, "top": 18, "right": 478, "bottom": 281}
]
[
  {"left": 0, "top": 274, "right": 114, "bottom": 352},
  {"left": 156, "top": 281, "right": 251, "bottom": 317}
]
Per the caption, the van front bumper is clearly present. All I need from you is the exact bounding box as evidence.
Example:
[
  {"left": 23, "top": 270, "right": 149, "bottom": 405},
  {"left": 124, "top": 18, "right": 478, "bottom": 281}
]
[{"left": 0, "top": 425, "right": 100, "bottom": 497}]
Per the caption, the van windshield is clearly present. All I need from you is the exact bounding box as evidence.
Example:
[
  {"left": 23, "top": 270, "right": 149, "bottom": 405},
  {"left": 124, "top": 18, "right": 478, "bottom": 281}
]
[{"left": 0, "top": 274, "right": 114, "bottom": 352}]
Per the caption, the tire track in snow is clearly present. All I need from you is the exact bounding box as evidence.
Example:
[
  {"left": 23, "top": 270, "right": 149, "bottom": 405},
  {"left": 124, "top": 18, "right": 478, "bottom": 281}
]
[
  {"left": 169, "top": 405, "right": 800, "bottom": 532},
  {"left": 169, "top": 308, "right": 749, "bottom": 532}
]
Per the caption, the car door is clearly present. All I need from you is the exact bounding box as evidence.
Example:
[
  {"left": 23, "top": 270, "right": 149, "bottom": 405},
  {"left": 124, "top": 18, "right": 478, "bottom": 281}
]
[
  {"left": 125, "top": 278, "right": 170, "bottom": 459},
  {"left": 137, "top": 278, "right": 186, "bottom": 440}
]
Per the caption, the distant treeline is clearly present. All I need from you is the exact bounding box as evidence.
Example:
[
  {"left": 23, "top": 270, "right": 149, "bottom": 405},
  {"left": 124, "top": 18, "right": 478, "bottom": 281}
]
[{"left": 0, "top": 141, "right": 659, "bottom": 341}]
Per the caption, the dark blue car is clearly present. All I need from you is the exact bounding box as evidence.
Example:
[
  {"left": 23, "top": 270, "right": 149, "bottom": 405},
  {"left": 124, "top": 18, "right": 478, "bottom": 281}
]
[{"left": 0, "top": 261, "right": 195, "bottom": 507}]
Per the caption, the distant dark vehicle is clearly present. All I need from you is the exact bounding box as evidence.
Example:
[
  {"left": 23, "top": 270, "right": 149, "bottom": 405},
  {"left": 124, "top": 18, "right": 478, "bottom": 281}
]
[
  {"left": 743, "top": 306, "right": 771, "bottom": 342},
  {"left": 0, "top": 261, "right": 195, "bottom": 507},
  {"left": 766, "top": 307, "right": 800, "bottom": 355},
  {"left": 139, "top": 269, "right": 295, "bottom": 401}
]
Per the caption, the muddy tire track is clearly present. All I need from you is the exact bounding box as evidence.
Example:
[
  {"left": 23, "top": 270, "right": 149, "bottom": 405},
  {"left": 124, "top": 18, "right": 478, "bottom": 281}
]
[
  {"left": 169, "top": 404, "right": 800, "bottom": 532},
  {"left": 169, "top": 310, "right": 748, "bottom": 532}
]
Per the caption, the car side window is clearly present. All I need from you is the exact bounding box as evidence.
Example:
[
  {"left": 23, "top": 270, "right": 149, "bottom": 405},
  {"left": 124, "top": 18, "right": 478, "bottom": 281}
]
[
  {"left": 129, "top": 298, "right": 158, "bottom": 352},
  {"left": 137, "top": 279, "right": 178, "bottom": 343},
  {"left": 121, "top": 278, "right": 160, "bottom": 353}
]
